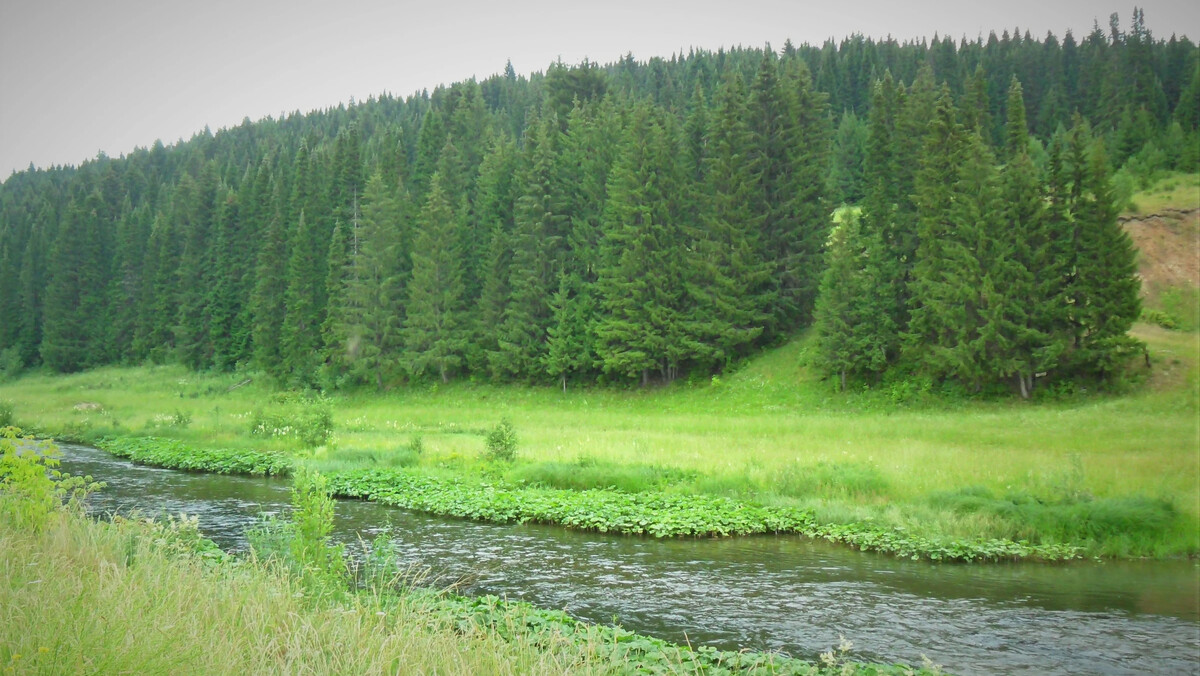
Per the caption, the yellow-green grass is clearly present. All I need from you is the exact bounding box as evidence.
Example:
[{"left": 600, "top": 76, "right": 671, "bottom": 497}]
[
  {"left": 3, "top": 323, "right": 1196, "bottom": 556},
  {"left": 1127, "top": 170, "right": 1200, "bottom": 215},
  {"left": 0, "top": 509, "right": 620, "bottom": 675}
]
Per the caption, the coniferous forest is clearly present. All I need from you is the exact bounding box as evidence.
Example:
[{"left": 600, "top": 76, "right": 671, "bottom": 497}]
[{"left": 2, "top": 9, "right": 1197, "bottom": 396}]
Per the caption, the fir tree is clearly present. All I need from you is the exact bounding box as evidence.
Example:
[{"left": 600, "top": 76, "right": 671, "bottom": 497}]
[
  {"left": 404, "top": 173, "right": 467, "bottom": 383},
  {"left": 250, "top": 209, "right": 289, "bottom": 380},
  {"left": 813, "top": 210, "right": 896, "bottom": 389}
]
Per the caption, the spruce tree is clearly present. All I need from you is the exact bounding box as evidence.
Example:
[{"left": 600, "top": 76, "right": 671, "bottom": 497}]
[
  {"left": 492, "top": 113, "right": 565, "bottom": 380},
  {"left": 595, "top": 104, "right": 686, "bottom": 384},
  {"left": 404, "top": 173, "right": 467, "bottom": 383},
  {"left": 1070, "top": 134, "right": 1143, "bottom": 378},
  {"left": 813, "top": 210, "right": 896, "bottom": 389},
  {"left": 325, "top": 173, "right": 406, "bottom": 389},
  {"left": 686, "top": 72, "right": 770, "bottom": 370},
  {"left": 905, "top": 88, "right": 969, "bottom": 380},
  {"left": 473, "top": 134, "right": 519, "bottom": 375},
  {"left": 250, "top": 209, "right": 289, "bottom": 381}
]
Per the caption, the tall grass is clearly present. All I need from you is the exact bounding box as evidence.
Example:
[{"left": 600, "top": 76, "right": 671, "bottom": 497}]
[{"left": 0, "top": 508, "right": 619, "bottom": 675}]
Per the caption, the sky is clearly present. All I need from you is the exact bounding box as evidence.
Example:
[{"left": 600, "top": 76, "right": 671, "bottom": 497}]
[{"left": 1, "top": 0, "right": 1198, "bottom": 179}]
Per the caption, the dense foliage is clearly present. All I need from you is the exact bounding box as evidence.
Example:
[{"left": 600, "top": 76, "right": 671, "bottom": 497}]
[
  {"left": 98, "top": 436, "right": 292, "bottom": 476},
  {"left": 1, "top": 9, "right": 1194, "bottom": 393}
]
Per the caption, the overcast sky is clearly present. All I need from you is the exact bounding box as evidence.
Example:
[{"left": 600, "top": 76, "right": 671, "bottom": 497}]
[{"left": 1, "top": 0, "right": 1197, "bottom": 179}]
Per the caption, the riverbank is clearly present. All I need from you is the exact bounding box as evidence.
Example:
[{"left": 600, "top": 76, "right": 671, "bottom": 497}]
[
  {"left": 2, "top": 324, "right": 1197, "bottom": 560},
  {"left": 1, "top": 431, "right": 933, "bottom": 675}
]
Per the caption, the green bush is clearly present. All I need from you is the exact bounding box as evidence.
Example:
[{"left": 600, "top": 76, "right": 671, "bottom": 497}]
[
  {"left": 0, "top": 400, "right": 14, "bottom": 428},
  {"left": 484, "top": 418, "right": 518, "bottom": 462},
  {"left": 1141, "top": 308, "right": 1178, "bottom": 330},
  {"left": 250, "top": 397, "right": 334, "bottom": 448}
]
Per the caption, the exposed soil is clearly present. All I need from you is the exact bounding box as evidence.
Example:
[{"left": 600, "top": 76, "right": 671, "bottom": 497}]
[{"left": 1121, "top": 207, "right": 1200, "bottom": 299}]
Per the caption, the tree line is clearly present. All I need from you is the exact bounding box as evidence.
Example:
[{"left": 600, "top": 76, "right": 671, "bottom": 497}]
[{"left": 0, "top": 8, "right": 1195, "bottom": 394}]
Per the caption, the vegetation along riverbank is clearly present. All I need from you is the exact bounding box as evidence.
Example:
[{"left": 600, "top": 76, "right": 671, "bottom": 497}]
[
  {"left": 3, "top": 293, "right": 1195, "bottom": 561},
  {"left": 0, "top": 429, "right": 937, "bottom": 675}
]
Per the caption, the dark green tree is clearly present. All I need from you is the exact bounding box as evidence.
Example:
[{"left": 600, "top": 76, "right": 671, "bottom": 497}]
[{"left": 404, "top": 173, "right": 467, "bottom": 383}]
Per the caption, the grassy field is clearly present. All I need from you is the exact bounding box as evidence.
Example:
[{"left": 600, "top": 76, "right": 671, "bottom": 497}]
[{"left": 2, "top": 320, "right": 1197, "bottom": 558}]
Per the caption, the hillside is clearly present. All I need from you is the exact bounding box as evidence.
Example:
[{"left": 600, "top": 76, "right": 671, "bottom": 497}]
[{"left": 1, "top": 13, "right": 1197, "bottom": 395}]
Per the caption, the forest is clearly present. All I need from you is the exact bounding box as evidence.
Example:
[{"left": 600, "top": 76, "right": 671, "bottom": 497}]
[{"left": 1, "top": 8, "right": 1196, "bottom": 396}]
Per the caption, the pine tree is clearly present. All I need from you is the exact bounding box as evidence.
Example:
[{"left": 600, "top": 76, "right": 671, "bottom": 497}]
[
  {"left": 1001, "top": 80, "right": 1066, "bottom": 397},
  {"left": 175, "top": 167, "right": 218, "bottom": 370},
  {"left": 473, "top": 135, "right": 519, "bottom": 376},
  {"left": 41, "top": 192, "right": 110, "bottom": 371},
  {"left": 325, "top": 173, "right": 406, "bottom": 389},
  {"left": 1069, "top": 133, "right": 1143, "bottom": 378},
  {"left": 813, "top": 210, "right": 896, "bottom": 389},
  {"left": 905, "top": 88, "right": 969, "bottom": 380},
  {"left": 492, "top": 114, "right": 565, "bottom": 380},
  {"left": 250, "top": 209, "right": 289, "bottom": 380},
  {"left": 686, "top": 72, "right": 770, "bottom": 370},
  {"left": 543, "top": 270, "right": 594, "bottom": 391},
  {"left": 280, "top": 204, "right": 325, "bottom": 386},
  {"left": 829, "top": 111, "right": 868, "bottom": 204},
  {"left": 404, "top": 173, "right": 467, "bottom": 383},
  {"left": 595, "top": 104, "right": 686, "bottom": 384}
]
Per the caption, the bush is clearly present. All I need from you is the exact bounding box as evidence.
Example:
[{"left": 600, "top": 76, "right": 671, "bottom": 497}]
[
  {"left": 250, "top": 397, "right": 334, "bottom": 448},
  {"left": 0, "top": 400, "right": 14, "bottom": 428},
  {"left": 484, "top": 418, "right": 518, "bottom": 462},
  {"left": 1141, "top": 308, "right": 1178, "bottom": 330}
]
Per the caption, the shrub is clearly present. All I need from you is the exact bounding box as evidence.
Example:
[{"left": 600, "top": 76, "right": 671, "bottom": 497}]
[
  {"left": 1141, "top": 308, "right": 1178, "bottom": 330},
  {"left": 0, "top": 400, "right": 13, "bottom": 428},
  {"left": 171, "top": 409, "right": 192, "bottom": 429},
  {"left": 250, "top": 397, "right": 334, "bottom": 448},
  {"left": 484, "top": 418, "right": 518, "bottom": 462}
]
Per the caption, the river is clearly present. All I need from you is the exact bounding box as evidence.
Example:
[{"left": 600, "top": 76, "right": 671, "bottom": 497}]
[{"left": 59, "top": 443, "right": 1200, "bottom": 675}]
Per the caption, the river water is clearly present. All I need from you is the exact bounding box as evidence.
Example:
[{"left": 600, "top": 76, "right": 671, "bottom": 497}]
[{"left": 59, "top": 443, "right": 1200, "bottom": 675}]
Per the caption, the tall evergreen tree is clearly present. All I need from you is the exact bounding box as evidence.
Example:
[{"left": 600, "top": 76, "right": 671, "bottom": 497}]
[
  {"left": 813, "top": 210, "right": 896, "bottom": 389},
  {"left": 250, "top": 208, "right": 290, "bottom": 380},
  {"left": 595, "top": 104, "right": 687, "bottom": 384},
  {"left": 404, "top": 173, "right": 467, "bottom": 383},
  {"left": 325, "top": 173, "right": 406, "bottom": 389}
]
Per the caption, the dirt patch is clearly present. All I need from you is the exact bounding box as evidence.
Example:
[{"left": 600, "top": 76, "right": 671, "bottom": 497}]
[{"left": 1121, "top": 208, "right": 1199, "bottom": 299}]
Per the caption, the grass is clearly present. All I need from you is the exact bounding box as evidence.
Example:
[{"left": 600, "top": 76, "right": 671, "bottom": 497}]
[
  {"left": 0, "top": 510, "right": 609, "bottom": 675},
  {"left": 2, "top": 319, "right": 1196, "bottom": 558},
  {"left": 1126, "top": 170, "right": 1200, "bottom": 215}
]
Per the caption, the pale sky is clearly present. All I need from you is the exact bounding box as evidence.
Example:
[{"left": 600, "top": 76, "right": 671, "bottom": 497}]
[{"left": 1, "top": 0, "right": 1197, "bottom": 179}]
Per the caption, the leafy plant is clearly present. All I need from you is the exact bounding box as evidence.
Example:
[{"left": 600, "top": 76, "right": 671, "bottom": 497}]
[
  {"left": 98, "top": 437, "right": 291, "bottom": 476},
  {"left": 0, "top": 400, "right": 13, "bottom": 428},
  {"left": 484, "top": 418, "right": 518, "bottom": 462}
]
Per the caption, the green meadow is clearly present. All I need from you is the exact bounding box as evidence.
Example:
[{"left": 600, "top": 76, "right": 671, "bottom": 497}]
[{"left": 4, "top": 320, "right": 1196, "bottom": 559}]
